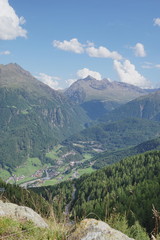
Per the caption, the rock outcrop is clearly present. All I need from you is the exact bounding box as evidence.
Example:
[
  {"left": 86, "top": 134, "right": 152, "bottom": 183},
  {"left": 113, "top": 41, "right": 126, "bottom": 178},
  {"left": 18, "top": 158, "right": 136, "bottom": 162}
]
[
  {"left": 0, "top": 200, "right": 48, "bottom": 228},
  {"left": 69, "top": 218, "right": 134, "bottom": 240}
]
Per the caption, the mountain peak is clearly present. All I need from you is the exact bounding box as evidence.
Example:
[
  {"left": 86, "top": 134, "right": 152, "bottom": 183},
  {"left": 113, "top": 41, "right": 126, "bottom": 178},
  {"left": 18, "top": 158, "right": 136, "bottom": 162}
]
[
  {"left": 82, "top": 75, "right": 97, "bottom": 81},
  {"left": 0, "top": 63, "right": 41, "bottom": 92},
  {"left": 0, "top": 63, "right": 32, "bottom": 78}
]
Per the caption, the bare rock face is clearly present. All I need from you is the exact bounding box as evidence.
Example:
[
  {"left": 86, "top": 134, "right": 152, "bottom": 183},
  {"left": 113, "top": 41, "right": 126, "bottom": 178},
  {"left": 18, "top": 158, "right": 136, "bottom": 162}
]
[
  {"left": 0, "top": 200, "right": 48, "bottom": 228},
  {"left": 69, "top": 218, "right": 134, "bottom": 240}
]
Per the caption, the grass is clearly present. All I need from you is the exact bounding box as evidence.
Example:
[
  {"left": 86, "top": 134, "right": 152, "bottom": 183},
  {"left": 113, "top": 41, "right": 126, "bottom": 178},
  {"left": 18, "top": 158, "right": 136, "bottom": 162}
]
[
  {"left": 58, "top": 166, "right": 66, "bottom": 172},
  {"left": 42, "top": 178, "right": 58, "bottom": 186},
  {"left": 77, "top": 167, "right": 94, "bottom": 175},
  {"left": 0, "top": 168, "right": 10, "bottom": 180},
  {"left": 16, "top": 158, "right": 42, "bottom": 175},
  {"left": 81, "top": 153, "right": 92, "bottom": 162},
  {"left": 6, "top": 158, "right": 49, "bottom": 184},
  {"left": 46, "top": 145, "right": 62, "bottom": 160},
  {"left": 0, "top": 217, "right": 69, "bottom": 240}
]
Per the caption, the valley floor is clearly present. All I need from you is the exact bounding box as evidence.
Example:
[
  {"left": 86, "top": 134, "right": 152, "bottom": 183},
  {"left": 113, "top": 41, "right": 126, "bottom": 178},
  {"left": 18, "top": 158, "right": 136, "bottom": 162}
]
[{"left": 1, "top": 144, "right": 96, "bottom": 188}]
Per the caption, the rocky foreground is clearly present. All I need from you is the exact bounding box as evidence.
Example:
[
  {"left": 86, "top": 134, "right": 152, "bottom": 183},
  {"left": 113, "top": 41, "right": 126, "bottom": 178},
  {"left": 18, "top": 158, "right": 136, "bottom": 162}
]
[
  {"left": 0, "top": 200, "right": 135, "bottom": 240},
  {"left": 68, "top": 218, "right": 134, "bottom": 240}
]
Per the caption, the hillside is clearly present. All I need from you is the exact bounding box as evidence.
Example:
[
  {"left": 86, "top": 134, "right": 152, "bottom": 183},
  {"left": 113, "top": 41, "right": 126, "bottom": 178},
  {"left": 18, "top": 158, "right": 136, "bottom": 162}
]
[
  {"left": 0, "top": 178, "right": 50, "bottom": 217},
  {"left": 101, "top": 90, "right": 160, "bottom": 122},
  {"left": 0, "top": 63, "right": 88, "bottom": 170},
  {"left": 63, "top": 118, "right": 160, "bottom": 152},
  {"left": 91, "top": 136, "right": 160, "bottom": 169},
  {"left": 35, "top": 150, "right": 160, "bottom": 235},
  {"left": 0, "top": 178, "right": 148, "bottom": 240}
]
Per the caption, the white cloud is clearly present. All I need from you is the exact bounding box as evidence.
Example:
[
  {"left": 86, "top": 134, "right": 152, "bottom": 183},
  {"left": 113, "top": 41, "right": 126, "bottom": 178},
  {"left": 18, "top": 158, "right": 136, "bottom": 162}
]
[
  {"left": 65, "top": 78, "right": 77, "bottom": 86},
  {"left": 153, "top": 18, "right": 160, "bottom": 26},
  {"left": 142, "top": 62, "right": 160, "bottom": 69},
  {"left": 53, "top": 38, "right": 122, "bottom": 60},
  {"left": 155, "top": 64, "right": 160, "bottom": 68},
  {"left": 53, "top": 38, "right": 84, "bottom": 54},
  {"left": 0, "top": 50, "right": 11, "bottom": 55},
  {"left": 133, "top": 43, "right": 146, "bottom": 57},
  {"left": 36, "top": 73, "right": 61, "bottom": 90},
  {"left": 65, "top": 68, "right": 102, "bottom": 86},
  {"left": 0, "top": 0, "right": 27, "bottom": 40},
  {"left": 86, "top": 46, "right": 122, "bottom": 60},
  {"left": 77, "top": 68, "right": 102, "bottom": 80},
  {"left": 114, "top": 59, "right": 151, "bottom": 88}
]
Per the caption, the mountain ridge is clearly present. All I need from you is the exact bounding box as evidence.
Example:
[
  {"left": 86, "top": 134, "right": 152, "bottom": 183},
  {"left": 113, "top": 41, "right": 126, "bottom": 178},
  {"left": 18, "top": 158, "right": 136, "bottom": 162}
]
[{"left": 64, "top": 75, "right": 148, "bottom": 104}]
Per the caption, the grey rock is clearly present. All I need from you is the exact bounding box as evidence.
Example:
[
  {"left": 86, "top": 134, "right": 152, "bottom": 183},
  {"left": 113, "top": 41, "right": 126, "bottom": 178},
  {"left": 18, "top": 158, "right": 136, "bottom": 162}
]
[
  {"left": 69, "top": 218, "right": 134, "bottom": 240},
  {"left": 0, "top": 200, "right": 48, "bottom": 228}
]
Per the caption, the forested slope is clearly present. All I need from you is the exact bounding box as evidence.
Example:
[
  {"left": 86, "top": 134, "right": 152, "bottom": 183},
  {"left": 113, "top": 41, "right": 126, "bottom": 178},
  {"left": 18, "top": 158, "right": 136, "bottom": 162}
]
[
  {"left": 0, "top": 178, "right": 50, "bottom": 217},
  {"left": 35, "top": 150, "right": 160, "bottom": 234},
  {"left": 92, "top": 136, "right": 160, "bottom": 169}
]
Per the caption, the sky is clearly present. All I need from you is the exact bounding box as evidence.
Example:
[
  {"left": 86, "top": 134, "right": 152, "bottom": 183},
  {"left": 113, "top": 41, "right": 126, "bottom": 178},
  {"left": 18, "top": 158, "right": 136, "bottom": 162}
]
[{"left": 0, "top": 0, "right": 160, "bottom": 89}]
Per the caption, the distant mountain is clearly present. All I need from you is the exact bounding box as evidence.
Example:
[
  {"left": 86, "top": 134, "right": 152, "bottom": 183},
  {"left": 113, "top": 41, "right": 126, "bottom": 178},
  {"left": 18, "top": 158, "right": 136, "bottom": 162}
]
[
  {"left": 64, "top": 76, "right": 149, "bottom": 119},
  {"left": 101, "top": 90, "right": 160, "bottom": 122},
  {"left": 65, "top": 75, "right": 147, "bottom": 104},
  {"left": 0, "top": 63, "right": 88, "bottom": 169}
]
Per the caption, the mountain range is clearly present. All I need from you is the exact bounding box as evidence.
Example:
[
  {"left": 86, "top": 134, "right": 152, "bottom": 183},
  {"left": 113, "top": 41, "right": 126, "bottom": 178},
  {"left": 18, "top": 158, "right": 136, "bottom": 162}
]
[
  {"left": 1, "top": 62, "right": 160, "bottom": 183},
  {"left": 1, "top": 63, "right": 160, "bottom": 239}
]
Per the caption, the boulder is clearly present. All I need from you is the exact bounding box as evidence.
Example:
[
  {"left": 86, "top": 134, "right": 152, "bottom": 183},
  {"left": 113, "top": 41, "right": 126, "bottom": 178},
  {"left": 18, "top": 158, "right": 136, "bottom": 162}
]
[
  {"left": 69, "top": 218, "right": 134, "bottom": 240},
  {"left": 0, "top": 200, "right": 48, "bottom": 228}
]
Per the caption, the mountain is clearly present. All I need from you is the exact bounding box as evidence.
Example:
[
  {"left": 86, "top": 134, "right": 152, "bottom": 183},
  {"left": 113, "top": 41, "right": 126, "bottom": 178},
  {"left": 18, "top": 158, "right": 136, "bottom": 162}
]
[
  {"left": 64, "top": 76, "right": 148, "bottom": 119},
  {"left": 65, "top": 76, "right": 147, "bottom": 104},
  {"left": 101, "top": 90, "right": 160, "bottom": 122},
  {"left": 0, "top": 63, "right": 88, "bottom": 170}
]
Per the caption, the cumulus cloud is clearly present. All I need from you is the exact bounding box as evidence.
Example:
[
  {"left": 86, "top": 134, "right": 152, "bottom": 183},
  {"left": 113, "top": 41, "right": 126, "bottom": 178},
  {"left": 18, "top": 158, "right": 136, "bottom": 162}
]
[
  {"left": 133, "top": 43, "right": 146, "bottom": 57},
  {"left": 36, "top": 73, "right": 61, "bottom": 90},
  {"left": 86, "top": 46, "right": 122, "bottom": 60},
  {"left": 53, "top": 38, "right": 122, "bottom": 60},
  {"left": 0, "top": 0, "right": 27, "bottom": 40},
  {"left": 53, "top": 38, "right": 84, "bottom": 54},
  {"left": 153, "top": 18, "right": 160, "bottom": 26},
  {"left": 65, "top": 78, "right": 77, "bottom": 86},
  {"left": 77, "top": 68, "right": 102, "bottom": 80},
  {"left": 0, "top": 50, "right": 11, "bottom": 55},
  {"left": 65, "top": 68, "right": 102, "bottom": 86},
  {"left": 114, "top": 59, "right": 151, "bottom": 88}
]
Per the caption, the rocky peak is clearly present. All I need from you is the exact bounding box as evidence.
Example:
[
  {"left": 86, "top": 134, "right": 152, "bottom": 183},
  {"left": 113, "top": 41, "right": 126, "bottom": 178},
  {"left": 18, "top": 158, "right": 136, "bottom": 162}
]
[{"left": 82, "top": 75, "right": 98, "bottom": 81}]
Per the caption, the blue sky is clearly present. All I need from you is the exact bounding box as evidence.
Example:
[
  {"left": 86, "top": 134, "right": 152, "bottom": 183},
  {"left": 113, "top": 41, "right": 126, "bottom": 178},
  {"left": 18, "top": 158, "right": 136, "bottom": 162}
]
[{"left": 0, "top": 0, "right": 160, "bottom": 89}]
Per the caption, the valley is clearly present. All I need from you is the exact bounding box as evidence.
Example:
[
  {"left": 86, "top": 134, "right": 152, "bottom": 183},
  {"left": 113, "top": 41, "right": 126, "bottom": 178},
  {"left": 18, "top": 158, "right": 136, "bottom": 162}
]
[
  {"left": 1, "top": 63, "right": 160, "bottom": 239},
  {"left": 1, "top": 1, "right": 160, "bottom": 239},
  {"left": 1, "top": 144, "right": 95, "bottom": 188}
]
